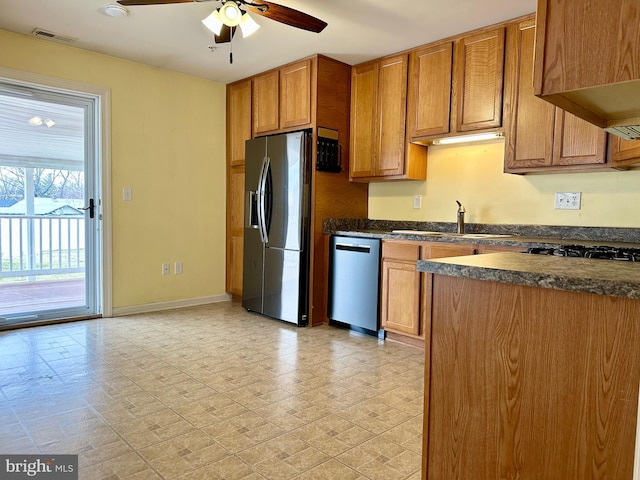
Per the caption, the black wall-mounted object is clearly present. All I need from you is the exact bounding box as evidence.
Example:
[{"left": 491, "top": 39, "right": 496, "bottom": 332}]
[{"left": 316, "top": 127, "right": 341, "bottom": 173}]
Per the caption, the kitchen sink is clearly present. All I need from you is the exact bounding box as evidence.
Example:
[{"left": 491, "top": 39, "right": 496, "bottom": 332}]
[
  {"left": 391, "top": 230, "right": 512, "bottom": 239},
  {"left": 391, "top": 230, "right": 444, "bottom": 236},
  {"left": 448, "top": 233, "right": 513, "bottom": 238}
]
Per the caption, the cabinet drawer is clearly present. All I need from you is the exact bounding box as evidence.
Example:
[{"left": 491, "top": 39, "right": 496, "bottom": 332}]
[
  {"left": 382, "top": 241, "right": 420, "bottom": 261},
  {"left": 427, "top": 244, "right": 476, "bottom": 259}
]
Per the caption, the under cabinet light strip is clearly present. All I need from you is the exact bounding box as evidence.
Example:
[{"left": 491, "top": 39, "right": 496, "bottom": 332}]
[{"left": 432, "top": 132, "right": 504, "bottom": 145}]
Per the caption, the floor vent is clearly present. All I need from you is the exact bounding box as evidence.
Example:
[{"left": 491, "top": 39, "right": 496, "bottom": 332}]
[{"left": 31, "top": 28, "right": 77, "bottom": 44}]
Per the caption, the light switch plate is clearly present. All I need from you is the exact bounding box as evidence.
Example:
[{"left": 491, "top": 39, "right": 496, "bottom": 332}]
[{"left": 413, "top": 195, "right": 422, "bottom": 209}]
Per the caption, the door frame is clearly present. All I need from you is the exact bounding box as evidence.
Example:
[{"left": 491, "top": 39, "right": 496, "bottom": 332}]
[{"left": 0, "top": 66, "right": 113, "bottom": 318}]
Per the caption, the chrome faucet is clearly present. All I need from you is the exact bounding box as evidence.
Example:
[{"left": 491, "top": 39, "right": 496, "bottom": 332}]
[{"left": 456, "top": 200, "right": 466, "bottom": 234}]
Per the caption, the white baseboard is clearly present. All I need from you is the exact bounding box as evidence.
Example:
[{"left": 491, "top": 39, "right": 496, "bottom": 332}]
[{"left": 110, "top": 294, "right": 232, "bottom": 317}]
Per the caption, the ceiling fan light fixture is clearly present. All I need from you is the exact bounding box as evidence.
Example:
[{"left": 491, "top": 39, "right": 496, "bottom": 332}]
[
  {"left": 219, "top": 1, "right": 242, "bottom": 27},
  {"left": 239, "top": 12, "right": 260, "bottom": 38},
  {"left": 202, "top": 10, "right": 224, "bottom": 35}
]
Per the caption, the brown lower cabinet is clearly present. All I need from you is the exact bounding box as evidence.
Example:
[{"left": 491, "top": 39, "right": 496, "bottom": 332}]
[
  {"left": 423, "top": 275, "right": 640, "bottom": 479},
  {"left": 380, "top": 240, "right": 476, "bottom": 346}
]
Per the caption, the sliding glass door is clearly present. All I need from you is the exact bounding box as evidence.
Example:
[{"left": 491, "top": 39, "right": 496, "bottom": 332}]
[{"left": 0, "top": 82, "right": 101, "bottom": 326}]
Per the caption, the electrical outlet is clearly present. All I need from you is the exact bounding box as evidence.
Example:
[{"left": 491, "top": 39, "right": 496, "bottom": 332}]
[
  {"left": 174, "top": 262, "right": 183, "bottom": 275},
  {"left": 413, "top": 195, "right": 422, "bottom": 209},
  {"left": 555, "top": 192, "right": 581, "bottom": 210},
  {"left": 162, "top": 263, "right": 170, "bottom": 275}
]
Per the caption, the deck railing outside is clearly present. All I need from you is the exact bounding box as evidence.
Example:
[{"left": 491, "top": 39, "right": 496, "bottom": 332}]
[{"left": 0, "top": 214, "right": 85, "bottom": 279}]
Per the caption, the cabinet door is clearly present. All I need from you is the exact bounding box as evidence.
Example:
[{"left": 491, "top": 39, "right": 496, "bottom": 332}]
[
  {"left": 350, "top": 62, "right": 379, "bottom": 178},
  {"left": 381, "top": 242, "right": 421, "bottom": 336},
  {"left": 280, "top": 59, "right": 312, "bottom": 130},
  {"left": 407, "top": 42, "right": 453, "bottom": 139},
  {"left": 610, "top": 137, "right": 640, "bottom": 167},
  {"left": 504, "top": 20, "right": 555, "bottom": 170},
  {"left": 452, "top": 27, "right": 505, "bottom": 133},
  {"left": 252, "top": 70, "right": 280, "bottom": 136},
  {"left": 226, "top": 166, "right": 245, "bottom": 295},
  {"left": 227, "top": 80, "right": 252, "bottom": 167},
  {"left": 376, "top": 54, "right": 409, "bottom": 177},
  {"left": 229, "top": 235, "right": 244, "bottom": 296},
  {"left": 552, "top": 110, "right": 607, "bottom": 166},
  {"left": 381, "top": 259, "right": 421, "bottom": 335}
]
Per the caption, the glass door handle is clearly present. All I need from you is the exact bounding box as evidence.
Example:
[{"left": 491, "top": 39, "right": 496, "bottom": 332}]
[{"left": 80, "top": 198, "right": 95, "bottom": 219}]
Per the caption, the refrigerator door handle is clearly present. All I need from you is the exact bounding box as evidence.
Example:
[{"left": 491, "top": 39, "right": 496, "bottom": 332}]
[{"left": 257, "top": 156, "right": 270, "bottom": 244}]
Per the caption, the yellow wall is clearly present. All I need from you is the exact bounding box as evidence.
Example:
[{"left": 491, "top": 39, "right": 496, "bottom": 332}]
[
  {"left": 369, "top": 140, "right": 640, "bottom": 227},
  {"left": 0, "top": 29, "right": 227, "bottom": 309}
]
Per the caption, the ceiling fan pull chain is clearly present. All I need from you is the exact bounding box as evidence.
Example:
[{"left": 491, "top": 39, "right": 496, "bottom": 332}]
[{"left": 230, "top": 35, "right": 233, "bottom": 64}]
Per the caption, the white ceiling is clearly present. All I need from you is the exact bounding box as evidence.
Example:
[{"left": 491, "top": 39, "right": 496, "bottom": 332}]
[{"left": 0, "top": 0, "right": 537, "bottom": 85}]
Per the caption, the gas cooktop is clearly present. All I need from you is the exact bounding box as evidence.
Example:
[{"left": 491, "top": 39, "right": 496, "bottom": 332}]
[{"left": 527, "top": 245, "right": 640, "bottom": 262}]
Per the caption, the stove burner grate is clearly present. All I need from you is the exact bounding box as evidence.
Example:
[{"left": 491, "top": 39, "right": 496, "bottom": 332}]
[{"left": 527, "top": 244, "right": 640, "bottom": 261}]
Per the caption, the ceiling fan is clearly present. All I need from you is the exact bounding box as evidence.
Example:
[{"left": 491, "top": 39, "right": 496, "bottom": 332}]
[{"left": 116, "top": 0, "right": 328, "bottom": 45}]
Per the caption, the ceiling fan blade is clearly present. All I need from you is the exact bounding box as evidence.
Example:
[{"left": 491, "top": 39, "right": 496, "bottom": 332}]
[
  {"left": 215, "top": 25, "right": 237, "bottom": 44},
  {"left": 244, "top": 1, "right": 327, "bottom": 33},
  {"left": 117, "top": 0, "right": 193, "bottom": 5}
]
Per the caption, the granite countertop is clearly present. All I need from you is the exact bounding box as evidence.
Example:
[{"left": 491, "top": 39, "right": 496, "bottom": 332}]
[
  {"left": 323, "top": 218, "right": 640, "bottom": 249},
  {"left": 417, "top": 252, "right": 640, "bottom": 300}
]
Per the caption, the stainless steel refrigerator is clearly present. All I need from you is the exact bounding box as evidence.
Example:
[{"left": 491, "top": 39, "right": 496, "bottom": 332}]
[{"left": 242, "top": 130, "right": 312, "bottom": 326}]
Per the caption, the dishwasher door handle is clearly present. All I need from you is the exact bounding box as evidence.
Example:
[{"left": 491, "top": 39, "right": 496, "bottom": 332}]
[{"left": 335, "top": 243, "right": 371, "bottom": 253}]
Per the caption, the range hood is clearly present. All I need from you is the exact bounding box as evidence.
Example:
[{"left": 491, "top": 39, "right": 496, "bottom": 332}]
[
  {"left": 605, "top": 125, "right": 640, "bottom": 142},
  {"left": 533, "top": 0, "right": 640, "bottom": 141}
]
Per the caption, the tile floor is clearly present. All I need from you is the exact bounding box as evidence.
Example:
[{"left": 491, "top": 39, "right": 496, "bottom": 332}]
[{"left": 0, "top": 301, "right": 425, "bottom": 480}]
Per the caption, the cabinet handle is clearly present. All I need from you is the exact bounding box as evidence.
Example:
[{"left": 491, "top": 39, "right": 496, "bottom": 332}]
[{"left": 336, "top": 244, "right": 371, "bottom": 253}]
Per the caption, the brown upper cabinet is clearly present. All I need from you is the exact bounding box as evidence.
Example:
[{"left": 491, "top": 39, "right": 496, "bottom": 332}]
[
  {"left": 407, "top": 42, "right": 452, "bottom": 138},
  {"left": 611, "top": 138, "right": 640, "bottom": 168},
  {"left": 503, "top": 18, "right": 609, "bottom": 173},
  {"left": 408, "top": 27, "right": 505, "bottom": 143},
  {"left": 227, "top": 79, "right": 252, "bottom": 168},
  {"left": 350, "top": 54, "right": 427, "bottom": 182},
  {"left": 452, "top": 28, "right": 505, "bottom": 133},
  {"left": 533, "top": 0, "right": 640, "bottom": 136},
  {"left": 252, "top": 59, "right": 313, "bottom": 136},
  {"left": 503, "top": 17, "right": 639, "bottom": 174}
]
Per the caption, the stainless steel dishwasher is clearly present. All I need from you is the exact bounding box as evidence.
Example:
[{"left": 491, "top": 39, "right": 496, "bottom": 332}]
[{"left": 328, "top": 235, "right": 381, "bottom": 334}]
